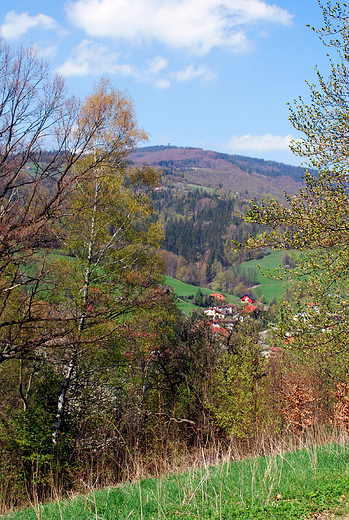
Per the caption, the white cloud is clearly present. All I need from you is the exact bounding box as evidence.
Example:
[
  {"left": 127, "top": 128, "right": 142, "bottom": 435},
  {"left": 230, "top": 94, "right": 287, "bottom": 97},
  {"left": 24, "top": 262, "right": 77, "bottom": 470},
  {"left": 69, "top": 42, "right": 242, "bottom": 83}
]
[
  {"left": 66, "top": 0, "right": 293, "bottom": 55},
  {"left": 147, "top": 56, "right": 168, "bottom": 75},
  {"left": 56, "top": 40, "right": 173, "bottom": 89},
  {"left": 0, "top": 10, "right": 65, "bottom": 40},
  {"left": 56, "top": 40, "right": 214, "bottom": 89},
  {"left": 225, "top": 133, "right": 293, "bottom": 151},
  {"left": 32, "top": 43, "right": 60, "bottom": 59},
  {"left": 155, "top": 78, "right": 171, "bottom": 89},
  {"left": 171, "top": 65, "right": 216, "bottom": 82},
  {"left": 56, "top": 40, "right": 138, "bottom": 77}
]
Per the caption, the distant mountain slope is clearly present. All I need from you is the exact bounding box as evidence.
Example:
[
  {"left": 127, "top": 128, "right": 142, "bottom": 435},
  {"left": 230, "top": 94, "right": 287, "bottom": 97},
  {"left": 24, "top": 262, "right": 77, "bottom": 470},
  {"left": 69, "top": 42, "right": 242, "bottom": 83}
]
[{"left": 130, "top": 145, "right": 305, "bottom": 199}]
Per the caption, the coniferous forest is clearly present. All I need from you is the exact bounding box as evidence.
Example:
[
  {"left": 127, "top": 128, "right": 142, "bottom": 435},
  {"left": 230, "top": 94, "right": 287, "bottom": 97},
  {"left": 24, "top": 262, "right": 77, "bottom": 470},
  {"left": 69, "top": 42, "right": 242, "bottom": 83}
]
[{"left": 153, "top": 187, "right": 267, "bottom": 288}]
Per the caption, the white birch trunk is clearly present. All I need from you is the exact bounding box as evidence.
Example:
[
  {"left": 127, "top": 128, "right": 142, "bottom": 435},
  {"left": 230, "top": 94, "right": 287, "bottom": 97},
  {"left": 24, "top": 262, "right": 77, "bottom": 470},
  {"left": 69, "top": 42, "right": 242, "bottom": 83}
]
[
  {"left": 52, "top": 354, "right": 75, "bottom": 444},
  {"left": 53, "top": 170, "right": 99, "bottom": 444}
]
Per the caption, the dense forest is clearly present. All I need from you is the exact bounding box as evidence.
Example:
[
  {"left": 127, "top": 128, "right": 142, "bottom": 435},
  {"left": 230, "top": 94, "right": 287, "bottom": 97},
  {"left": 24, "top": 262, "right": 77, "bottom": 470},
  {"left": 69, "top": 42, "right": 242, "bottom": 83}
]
[
  {"left": 152, "top": 186, "right": 267, "bottom": 290},
  {"left": 130, "top": 146, "right": 306, "bottom": 297}
]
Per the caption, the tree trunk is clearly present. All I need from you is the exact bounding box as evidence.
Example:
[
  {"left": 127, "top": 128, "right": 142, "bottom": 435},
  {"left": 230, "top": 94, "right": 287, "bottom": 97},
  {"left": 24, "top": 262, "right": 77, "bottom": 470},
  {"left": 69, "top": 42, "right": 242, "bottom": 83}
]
[
  {"left": 53, "top": 172, "right": 99, "bottom": 444},
  {"left": 52, "top": 353, "right": 76, "bottom": 444}
]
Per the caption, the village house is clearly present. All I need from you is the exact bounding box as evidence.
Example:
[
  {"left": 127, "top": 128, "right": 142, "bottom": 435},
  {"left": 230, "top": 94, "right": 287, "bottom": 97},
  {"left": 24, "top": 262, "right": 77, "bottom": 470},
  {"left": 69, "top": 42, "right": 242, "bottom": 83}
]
[
  {"left": 203, "top": 305, "right": 235, "bottom": 320},
  {"left": 240, "top": 293, "right": 256, "bottom": 304},
  {"left": 210, "top": 321, "right": 230, "bottom": 338},
  {"left": 210, "top": 293, "right": 226, "bottom": 302}
]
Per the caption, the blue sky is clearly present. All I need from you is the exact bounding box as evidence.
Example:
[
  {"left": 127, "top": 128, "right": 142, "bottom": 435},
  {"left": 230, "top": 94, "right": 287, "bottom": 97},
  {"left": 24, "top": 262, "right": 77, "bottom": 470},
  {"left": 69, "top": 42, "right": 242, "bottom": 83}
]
[{"left": 0, "top": 0, "right": 333, "bottom": 165}]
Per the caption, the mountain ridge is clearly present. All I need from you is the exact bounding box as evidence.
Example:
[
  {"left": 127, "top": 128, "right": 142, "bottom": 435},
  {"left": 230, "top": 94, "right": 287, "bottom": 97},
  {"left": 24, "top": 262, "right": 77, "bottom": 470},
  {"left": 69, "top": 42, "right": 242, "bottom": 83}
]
[{"left": 130, "top": 145, "right": 306, "bottom": 199}]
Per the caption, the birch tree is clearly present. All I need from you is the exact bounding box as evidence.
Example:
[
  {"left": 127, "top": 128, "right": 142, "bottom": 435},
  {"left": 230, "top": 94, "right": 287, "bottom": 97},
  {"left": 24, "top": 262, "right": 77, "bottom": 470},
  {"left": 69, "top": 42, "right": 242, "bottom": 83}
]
[
  {"left": 0, "top": 42, "right": 153, "bottom": 365},
  {"left": 0, "top": 40, "right": 134, "bottom": 363},
  {"left": 51, "top": 81, "right": 165, "bottom": 442}
]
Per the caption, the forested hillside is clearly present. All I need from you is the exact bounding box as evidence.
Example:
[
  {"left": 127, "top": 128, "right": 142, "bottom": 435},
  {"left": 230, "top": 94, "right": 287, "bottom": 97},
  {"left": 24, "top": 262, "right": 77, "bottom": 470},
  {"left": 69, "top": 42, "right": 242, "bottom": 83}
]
[
  {"left": 128, "top": 145, "right": 307, "bottom": 298},
  {"left": 153, "top": 186, "right": 268, "bottom": 293},
  {"left": 130, "top": 145, "right": 306, "bottom": 199}
]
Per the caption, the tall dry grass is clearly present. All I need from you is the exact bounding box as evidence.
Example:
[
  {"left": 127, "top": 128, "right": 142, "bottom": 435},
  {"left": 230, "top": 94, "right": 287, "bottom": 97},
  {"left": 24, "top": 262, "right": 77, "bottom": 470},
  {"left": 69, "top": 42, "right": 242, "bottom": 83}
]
[{"left": 1, "top": 419, "right": 349, "bottom": 517}]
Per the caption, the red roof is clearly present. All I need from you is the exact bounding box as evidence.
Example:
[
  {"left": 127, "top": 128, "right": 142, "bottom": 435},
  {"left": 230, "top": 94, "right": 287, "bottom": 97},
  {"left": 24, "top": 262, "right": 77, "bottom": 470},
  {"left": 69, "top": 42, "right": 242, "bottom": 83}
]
[
  {"left": 210, "top": 293, "right": 225, "bottom": 301},
  {"left": 242, "top": 304, "right": 258, "bottom": 313},
  {"left": 241, "top": 294, "right": 256, "bottom": 304},
  {"left": 210, "top": 322, "right": 229, "bottom": 337}
]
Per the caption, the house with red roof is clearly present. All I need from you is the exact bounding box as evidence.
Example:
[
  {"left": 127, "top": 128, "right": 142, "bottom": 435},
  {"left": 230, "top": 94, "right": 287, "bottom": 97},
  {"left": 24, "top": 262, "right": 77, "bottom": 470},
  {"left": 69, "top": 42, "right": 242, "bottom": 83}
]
[
  {"left": 210, "top": 293, "right": 226, "bottom": 302},
  {"left": 242, "top": 304, "right": 259, "bottom": 318},
  {"left": 240, "top": 294, "right": 256, "bottom": 304}
]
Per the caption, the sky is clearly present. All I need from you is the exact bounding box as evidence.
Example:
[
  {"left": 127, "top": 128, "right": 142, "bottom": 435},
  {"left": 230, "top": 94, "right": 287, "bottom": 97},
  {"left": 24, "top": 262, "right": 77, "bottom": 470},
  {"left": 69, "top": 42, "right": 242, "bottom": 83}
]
[{"left": 0, "top": 0, "right": 335, "bottom": 166}]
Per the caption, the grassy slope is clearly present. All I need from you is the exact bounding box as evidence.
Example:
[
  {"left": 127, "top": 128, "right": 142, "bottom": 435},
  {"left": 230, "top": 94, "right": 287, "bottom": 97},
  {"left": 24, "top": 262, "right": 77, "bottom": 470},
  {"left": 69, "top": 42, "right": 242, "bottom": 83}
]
[
  {"left": 5, "top": 443, "right": 349, "bottom": 520},
  {"left": 166, "top": 250, "right": 288, "bottom": 312},
  {"left": 239, "top": 251, "right": 288, "bottom": 302},
  {"left": 165, "top": 276, "right": 239, "bottom": 314}
]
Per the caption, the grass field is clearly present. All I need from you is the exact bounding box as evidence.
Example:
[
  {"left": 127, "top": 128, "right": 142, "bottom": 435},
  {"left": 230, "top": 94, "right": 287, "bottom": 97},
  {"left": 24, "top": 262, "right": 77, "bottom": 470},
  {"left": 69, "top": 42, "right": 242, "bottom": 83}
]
[
  {"left": 165, "top": 276, "right": 239, "bottom": 315},
  {"left": 5, "top": 443, "right": 349, "bottom": 519},
  {"left": 176, "top": 299, "right": 203, "bottom": 314},
  {"left": 239, "top": 250, "right": 289, "bottom": 302},
  {"left": 166, "top": 251, "right": 289, "bottom": 313},
  {"left": 165, "top": 276, "right": 237, "bottom": 303}
]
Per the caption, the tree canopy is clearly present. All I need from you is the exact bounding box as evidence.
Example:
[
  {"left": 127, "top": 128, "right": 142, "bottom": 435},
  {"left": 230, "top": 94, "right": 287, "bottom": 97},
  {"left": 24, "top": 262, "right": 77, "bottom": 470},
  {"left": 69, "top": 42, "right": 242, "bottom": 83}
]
[
  {"left": 0, "top": 44, "right": 164, "bottom": 366},
  {"left": 240, "top": 1, "right": 349, "bottom": 352}
]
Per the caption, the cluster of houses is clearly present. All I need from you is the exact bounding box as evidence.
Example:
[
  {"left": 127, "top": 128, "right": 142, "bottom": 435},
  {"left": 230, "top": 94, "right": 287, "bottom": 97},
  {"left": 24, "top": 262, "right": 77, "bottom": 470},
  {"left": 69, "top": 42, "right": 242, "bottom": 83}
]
[
  {"left": 203, "top": 293, "right": 260, "bottom": 336},
  {"left": 202, "top": 293, "right": 276, "bottom": 357}
]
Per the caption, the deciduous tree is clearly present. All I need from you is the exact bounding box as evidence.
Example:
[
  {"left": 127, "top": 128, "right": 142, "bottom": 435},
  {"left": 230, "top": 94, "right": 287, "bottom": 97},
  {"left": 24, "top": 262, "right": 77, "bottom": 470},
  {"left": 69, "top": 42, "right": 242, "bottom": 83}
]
[
  {"left": 51, "top": 81, "right": 165, "bottom": 442},
  {"left": 240, "top": 2, "right": 349, "bottom": 352},
  {"left": 0, "top": 41, "right": 158, "bottom": 364}
]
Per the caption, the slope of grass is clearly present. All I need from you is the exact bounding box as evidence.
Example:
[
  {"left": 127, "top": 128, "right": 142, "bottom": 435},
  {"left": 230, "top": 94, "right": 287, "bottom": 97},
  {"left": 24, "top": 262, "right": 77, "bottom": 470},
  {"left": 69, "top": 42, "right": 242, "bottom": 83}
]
[
  {"left": 239, "top": 251, "right": 288, "bottom": 302},
  {"left": 166, "top": 252, "right": 290, "bottom": 311},
  {"left": 165, "top": 276, "right": 239, "bottom": 315},
  {"left": 165, "top": 276, "right": 237, "bottom": 303},
  {"left": 5, "top": 443, "right": 349, "bottom": 520},
  {"left": 176, "top": 299, "right": 203, "bottom": 314},
  {"left": 166, "top": 251, "right": 290, "bottom": 312}
]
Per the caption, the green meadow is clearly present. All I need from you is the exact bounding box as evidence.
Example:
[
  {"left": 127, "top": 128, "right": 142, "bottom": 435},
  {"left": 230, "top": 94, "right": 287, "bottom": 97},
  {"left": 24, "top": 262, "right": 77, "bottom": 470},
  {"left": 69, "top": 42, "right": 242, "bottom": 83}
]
[
  {"left": 165, "top": 276, "right": 239, "bottom": 314},
  {"left": 166, "top": 250, "right": 289, "bottom": 313},
  {"left": 239, "top": 250, "right": 288, "bottom": 302},
  {"left": 4, "top": 443, "right": 349, "bottom": 520}
]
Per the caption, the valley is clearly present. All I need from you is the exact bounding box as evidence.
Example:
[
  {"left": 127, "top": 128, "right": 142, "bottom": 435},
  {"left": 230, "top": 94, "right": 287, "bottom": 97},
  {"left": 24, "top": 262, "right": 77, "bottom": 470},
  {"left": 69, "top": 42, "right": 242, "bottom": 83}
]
[{"left": 130, "top": 145, "right": 296, "bottom": 308}]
